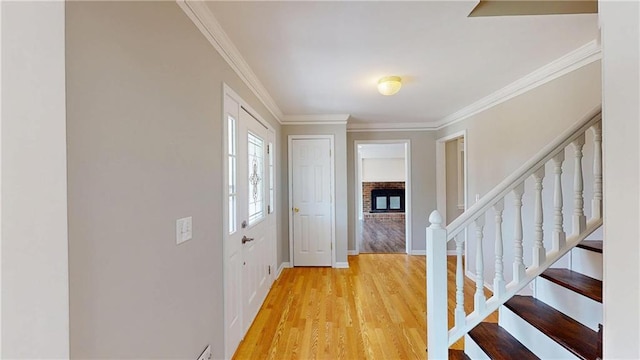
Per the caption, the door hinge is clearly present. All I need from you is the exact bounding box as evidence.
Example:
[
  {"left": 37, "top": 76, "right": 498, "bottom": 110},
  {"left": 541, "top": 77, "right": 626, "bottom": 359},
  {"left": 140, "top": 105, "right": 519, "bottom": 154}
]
[
  {"left": 267, "top": 145, "right": 270, "bottom": 155},
  {"left": 268, "top": 204, "right": 271, "bottom": 214},
  {"left": 268, "top": 265, "right": 271, "bottom": 275}
]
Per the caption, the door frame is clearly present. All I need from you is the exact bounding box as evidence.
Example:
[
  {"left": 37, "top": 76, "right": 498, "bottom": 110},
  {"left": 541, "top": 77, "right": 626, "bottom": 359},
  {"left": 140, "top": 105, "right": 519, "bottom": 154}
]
[
  {"left": 353, "top": 140, "right": 412, "bottom": 254},
  {"left": 222, "top": 84, "right": 277, "bottom": 358},
  {"left": 287, "top": 135, "right": 336, "bottom": 267}
]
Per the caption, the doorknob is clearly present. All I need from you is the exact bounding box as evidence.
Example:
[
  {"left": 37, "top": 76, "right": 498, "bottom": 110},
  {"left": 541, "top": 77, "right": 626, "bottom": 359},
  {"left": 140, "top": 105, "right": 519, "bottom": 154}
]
[
  {"left": 242, "top": 236, "right": 254, "bottom": 244},
  {"left": 293, "top": 207, "right": 300, "bottom": 213}
]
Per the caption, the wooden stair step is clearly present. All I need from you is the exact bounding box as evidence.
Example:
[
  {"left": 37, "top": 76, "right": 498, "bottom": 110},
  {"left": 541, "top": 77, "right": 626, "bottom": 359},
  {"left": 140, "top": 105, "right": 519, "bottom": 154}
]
[
  {"left": 505, "top": 296, "right": 600, "bottom": 360},
  {"left": 540, "top": 268, "right": 602, "bottom": 303},
  {"left": 448, "top": 349, "right": 470, "bottom": 360},
  {"left": 468, "top": 322, "right": 539, "bottom": 360},
  {"left": 577, "top": 240, "right": 603, "bottom": 253}
]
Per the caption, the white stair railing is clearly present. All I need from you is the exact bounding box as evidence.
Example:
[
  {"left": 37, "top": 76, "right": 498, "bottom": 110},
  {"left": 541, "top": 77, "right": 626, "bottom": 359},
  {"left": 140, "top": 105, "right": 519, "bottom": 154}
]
[{"left": 426, "top": 107, "right": 603, "bottom": 359}]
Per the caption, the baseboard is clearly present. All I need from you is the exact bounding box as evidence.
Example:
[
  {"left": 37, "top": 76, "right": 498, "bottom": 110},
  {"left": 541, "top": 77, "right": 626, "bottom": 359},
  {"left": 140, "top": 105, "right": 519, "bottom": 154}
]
[
  {"left": 447, "top": 250, "right": 458, "bottom": 256},
  {"left": 276, "top": 262, "right": 290, "bottom": 278},
  {"left": 334, "top": 262, "right": 349, "bottom": 269},
  {"left": 348, "top": 250, "right": 358, "bottom": 256},
  {"left": 410, "top": 250, "right": 426, "bottom": 255}
]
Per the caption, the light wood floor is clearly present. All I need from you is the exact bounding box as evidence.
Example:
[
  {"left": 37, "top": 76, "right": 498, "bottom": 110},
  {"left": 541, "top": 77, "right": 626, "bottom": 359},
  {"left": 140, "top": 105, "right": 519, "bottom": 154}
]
[{"left": 233, "top": 254, "right": 496, "bottom": 360}]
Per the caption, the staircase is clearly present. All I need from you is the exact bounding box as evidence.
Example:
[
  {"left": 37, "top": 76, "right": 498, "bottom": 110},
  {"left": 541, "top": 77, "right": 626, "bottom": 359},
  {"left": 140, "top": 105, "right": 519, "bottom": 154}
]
[{"left": 426, "top": 107, "right": 603, "bottom": 359}]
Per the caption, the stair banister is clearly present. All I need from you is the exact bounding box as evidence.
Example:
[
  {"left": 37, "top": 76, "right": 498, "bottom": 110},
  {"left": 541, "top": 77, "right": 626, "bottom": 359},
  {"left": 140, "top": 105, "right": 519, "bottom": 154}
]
[{"left": 426, "top": 106, "right": 602, "bottom": 359}]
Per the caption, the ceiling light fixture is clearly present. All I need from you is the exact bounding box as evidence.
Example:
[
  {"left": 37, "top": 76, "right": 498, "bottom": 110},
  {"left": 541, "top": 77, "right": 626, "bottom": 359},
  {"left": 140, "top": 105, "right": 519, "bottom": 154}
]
[{"left": 377, "top": 76, "right": 402, "bottom": 96}]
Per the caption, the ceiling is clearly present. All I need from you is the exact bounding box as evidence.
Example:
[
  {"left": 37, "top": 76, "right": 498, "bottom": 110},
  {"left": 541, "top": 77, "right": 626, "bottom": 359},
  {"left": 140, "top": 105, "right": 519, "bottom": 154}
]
[{"left": 204, "top": 1, "right": 599, "bottom": 128}]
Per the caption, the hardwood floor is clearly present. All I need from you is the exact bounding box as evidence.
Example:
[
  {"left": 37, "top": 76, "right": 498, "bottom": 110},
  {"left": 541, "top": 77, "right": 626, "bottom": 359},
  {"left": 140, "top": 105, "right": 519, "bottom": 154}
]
[
  {"left": 359, "top": 219, "right": 406, "bottom": 253},
  {"left": 232, "top": 254, "right": 496, "bottom": 359}
]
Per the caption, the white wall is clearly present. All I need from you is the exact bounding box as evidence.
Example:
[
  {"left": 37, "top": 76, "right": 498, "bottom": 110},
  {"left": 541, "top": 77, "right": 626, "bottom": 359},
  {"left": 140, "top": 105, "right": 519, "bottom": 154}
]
[
  {"left": 1, "top": 2, "right": 69, "bottom": 358},
  {"left": 362, "top": 158, "right": 405, "bottom": 182},
  {"left": 600, "top": 2, "right": 640, "bottom": 358}
]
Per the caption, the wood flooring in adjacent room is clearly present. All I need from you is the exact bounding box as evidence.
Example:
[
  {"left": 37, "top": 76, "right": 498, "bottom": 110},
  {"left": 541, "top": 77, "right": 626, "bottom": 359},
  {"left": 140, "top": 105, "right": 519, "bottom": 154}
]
[
  {"left": 358, "top": 219, "right": 406, "bottom": 253},
  {"left": 232, "top": 254, "right": 496, "bottom": 360}
]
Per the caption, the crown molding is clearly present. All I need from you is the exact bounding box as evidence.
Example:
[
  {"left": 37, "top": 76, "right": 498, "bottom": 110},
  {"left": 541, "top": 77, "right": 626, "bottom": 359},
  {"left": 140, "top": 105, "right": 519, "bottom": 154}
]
[
  {"left": 433, "top": 39, "right": 601, "bottom": 130},
  {"left": 347, "top": 122, "right": 437, "bottom": 132},
  {"left": 177, "top": 0, "right": 284, "bottom": 123},
  {"left": 282, "top": 114, "right": 350, "bottom": 126}
]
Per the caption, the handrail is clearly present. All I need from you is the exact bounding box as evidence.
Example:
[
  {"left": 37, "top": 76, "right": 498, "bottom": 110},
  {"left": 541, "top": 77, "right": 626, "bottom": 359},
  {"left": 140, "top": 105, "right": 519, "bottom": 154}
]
[{"left": 446, "top": 106, "right": 602, "bottom": 240}]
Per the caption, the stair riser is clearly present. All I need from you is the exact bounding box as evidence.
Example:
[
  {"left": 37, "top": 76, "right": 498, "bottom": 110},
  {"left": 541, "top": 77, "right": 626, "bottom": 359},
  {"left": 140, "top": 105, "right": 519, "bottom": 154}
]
[
  {"left": 534, "top": 276, "right": 602, "bottom": 331},
  {"left": 464, "top": 334, "right": 491, "bottom": 360},
  {"left": 499, "top": 306, "right": 579, "bottom": 360},
  {"left": 571, "top": 247, "right": 603, "bottom": 281}
]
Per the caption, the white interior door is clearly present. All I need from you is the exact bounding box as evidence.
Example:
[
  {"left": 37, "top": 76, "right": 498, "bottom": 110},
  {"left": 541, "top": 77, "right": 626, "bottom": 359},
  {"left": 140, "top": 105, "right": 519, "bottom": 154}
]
[
  {"left": 224, "top": 92, "right": 274, "bottom": 357},
  {"left": 291, "top": 139, "right": 333, "bottom": 267}
]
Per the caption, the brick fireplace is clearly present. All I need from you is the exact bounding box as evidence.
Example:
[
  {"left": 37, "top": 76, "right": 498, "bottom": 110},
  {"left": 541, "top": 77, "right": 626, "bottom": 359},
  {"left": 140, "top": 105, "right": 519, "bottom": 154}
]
[{"left": 362, "top": 182, "right": 405, "bottom": 222}]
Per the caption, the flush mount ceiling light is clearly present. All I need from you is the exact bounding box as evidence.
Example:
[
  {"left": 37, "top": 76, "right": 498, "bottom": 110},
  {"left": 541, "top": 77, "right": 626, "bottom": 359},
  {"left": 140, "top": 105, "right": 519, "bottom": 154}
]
[{"left": 377, "top": 76, "right": 402, "bottom": 96}]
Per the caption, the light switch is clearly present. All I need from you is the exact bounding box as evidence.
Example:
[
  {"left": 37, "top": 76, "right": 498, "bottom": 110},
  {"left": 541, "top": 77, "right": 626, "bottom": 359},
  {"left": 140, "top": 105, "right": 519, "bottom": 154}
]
[{"left": 176, "top": 216, "right": 192, "bottom": 245}]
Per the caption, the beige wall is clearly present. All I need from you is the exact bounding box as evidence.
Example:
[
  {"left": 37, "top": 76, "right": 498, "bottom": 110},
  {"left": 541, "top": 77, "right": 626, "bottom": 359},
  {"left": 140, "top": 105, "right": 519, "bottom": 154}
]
[
  {"left": 1, "top": 2, "right": 69, "bottom": 357},
  {"left": 66, "top": 2, "right": 281, "bottom": 358},
  {"left": 348, "top": 131, "right": 437, "bottom": 253},
  {"left": 600, "top": 1, "right": 640, "bottom": 357},
  {"left": 281, "top": 125, "right": 348, "bottom": 265}
]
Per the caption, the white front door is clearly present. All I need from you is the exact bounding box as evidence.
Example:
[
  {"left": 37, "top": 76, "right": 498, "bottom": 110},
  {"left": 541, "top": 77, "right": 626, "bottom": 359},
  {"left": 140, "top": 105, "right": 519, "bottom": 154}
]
[
  {"left": 224, "top": 92, "right": 274, "bottom": 357},
  {"left": 291, "top": 138, "right": 333, "bottom": 266}
]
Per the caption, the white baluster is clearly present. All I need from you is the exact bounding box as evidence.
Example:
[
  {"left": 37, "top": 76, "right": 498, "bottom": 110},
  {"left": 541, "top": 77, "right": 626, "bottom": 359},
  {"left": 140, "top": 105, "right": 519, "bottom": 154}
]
[
  {"left": 552, "top": 152, "right": 566, "bottom": 252},
  {"left": 474, "top": 214, "right": 486, "bottom": 314},
  {"left": 533, "top": 167, "right": 546, "bottom": 267},
  {"left": 493, "top": 199, "right": 506, "bottom": 298},
  {"left": 592, "top": 122, "right": 603, "bottom": 220},
  {"left": 513, "top": 183, "right": 526, "bottom": 283},
  {"left": 426, "top": 211, "right": 447, "bottom": 359},
  {"left": 454, "top": 235, "right": 465, "bottom": 329},
  {"left": 573, "top": 134, "right": 587, "bottom": 235}
]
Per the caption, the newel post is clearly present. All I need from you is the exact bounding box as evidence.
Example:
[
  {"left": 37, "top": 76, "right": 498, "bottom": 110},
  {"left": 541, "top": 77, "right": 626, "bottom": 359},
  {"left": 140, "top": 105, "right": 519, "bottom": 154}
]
[{"left": 426, "top": 210, "right": 448, "bottom": 359}]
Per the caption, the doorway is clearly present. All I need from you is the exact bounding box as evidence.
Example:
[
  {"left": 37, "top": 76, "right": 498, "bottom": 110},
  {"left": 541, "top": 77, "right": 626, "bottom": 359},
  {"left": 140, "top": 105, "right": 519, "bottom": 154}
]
[
  {"left": 355, "top": 140, "right": 412, "bottom": 254},
  {"left": 222, "top": 85, "right": 277, "bottom": 358}
]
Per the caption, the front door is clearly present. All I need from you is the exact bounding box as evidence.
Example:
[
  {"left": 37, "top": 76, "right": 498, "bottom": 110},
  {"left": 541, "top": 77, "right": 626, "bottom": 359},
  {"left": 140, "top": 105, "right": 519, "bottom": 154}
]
[
  {"left": 291, "top": 138, "right": 333, "bottom": 266},
  {"left": 224, "top": 93, "right": 273, "bottom": 357}
]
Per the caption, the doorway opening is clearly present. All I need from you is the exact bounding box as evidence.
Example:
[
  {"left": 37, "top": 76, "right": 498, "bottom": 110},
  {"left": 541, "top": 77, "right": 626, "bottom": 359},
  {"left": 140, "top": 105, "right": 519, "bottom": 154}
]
[{"left": 355, "top": 141, "right": 411, "bottom": 254}]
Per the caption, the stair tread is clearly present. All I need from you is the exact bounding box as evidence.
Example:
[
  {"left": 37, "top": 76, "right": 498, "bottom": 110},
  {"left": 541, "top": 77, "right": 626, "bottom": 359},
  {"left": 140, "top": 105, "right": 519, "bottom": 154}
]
[
  {"left": 448, "top": 349, "right": 470, "bottom": 360},
  {"left": 540, "top": 268, "right": 602, "bottom": 303},
  {"left": 468, "top": 322, "right": 539, "bottom": 360},
  {"left": 577, "top": 240, "right": 603, "bottom": 253},
  {"left": 505, "top": 296, "right": 600, "bottom": 360}
]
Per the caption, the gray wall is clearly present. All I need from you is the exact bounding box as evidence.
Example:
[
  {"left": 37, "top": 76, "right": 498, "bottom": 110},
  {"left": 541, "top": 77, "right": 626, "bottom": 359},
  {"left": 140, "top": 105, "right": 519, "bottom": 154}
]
[
  {"left": 347, "top": 131, "right": 437, "bottom": 253},
  {"left": 281, "top": 124, "right": 348, "bottom": 265},
  {"left": 66, "top": 2, "right": 280, "bottom": 358},
  {"left": 445, "top": 139, "right": 464, "bottom": 225}
]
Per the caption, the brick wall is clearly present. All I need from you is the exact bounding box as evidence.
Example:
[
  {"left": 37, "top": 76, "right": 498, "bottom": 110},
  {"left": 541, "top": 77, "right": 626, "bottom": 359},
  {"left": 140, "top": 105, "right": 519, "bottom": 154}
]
[{"left": 362, "top": 182, "right": 405, "bottom": 222}]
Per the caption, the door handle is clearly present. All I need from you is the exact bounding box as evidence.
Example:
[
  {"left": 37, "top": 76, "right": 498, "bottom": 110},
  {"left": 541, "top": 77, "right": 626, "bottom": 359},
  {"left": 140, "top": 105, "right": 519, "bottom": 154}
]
[
  {"left": 242, "top": 236, "right": 255, "bottom": 244},
  {"left": 293, "top": 207, "right": 300, "bottom": 213}
]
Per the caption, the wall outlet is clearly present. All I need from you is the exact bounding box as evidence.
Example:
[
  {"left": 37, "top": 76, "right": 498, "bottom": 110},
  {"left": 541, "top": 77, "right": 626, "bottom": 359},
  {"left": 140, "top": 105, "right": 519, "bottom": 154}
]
[
  {"left": 197, "top": 345, "right": 212, "bottom": 360},
  {"left": 176, "top": 216, "right": 192, "bottom": 245}
]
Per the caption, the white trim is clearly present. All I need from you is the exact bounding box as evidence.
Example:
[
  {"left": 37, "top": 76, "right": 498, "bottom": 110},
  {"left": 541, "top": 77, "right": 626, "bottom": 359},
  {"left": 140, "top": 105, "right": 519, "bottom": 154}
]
[
  {"left": 348, "top": 250, "right": 358, "bottom": 256},
  {"left": 447, "top": 250, "right": 458, "bottom": 256},
  {"left": 465, "top": 270, "right": 494, "bottom": 292},
  {"left": 0, "top": 1, "right": 3, "bottom": 352},
  {"left": 354, "top": 140, "right": 412, "bottom": 255},
  {"left": 276, "top": 262, "right": 290, "bottom": 279},
  {"left": 348, "top": 123, "right": 438, "bottom": 132},
  {"left": 334, "top": 262, "right": 350, "bottom": 269},
  {"left": 436, "top": 130, "right": 468, "bottom": 226},
  {"left": 410, "top": 250, "right": 426, "bottom": 256},
  {"left": 282, "top": 114, "right": 350, "bottom": 125},
  {"left": 177, "top": 0, "right": 284, "bottom": 123},
  {"left": 288, "top": 135, "right": 337, "bottom": 268}
]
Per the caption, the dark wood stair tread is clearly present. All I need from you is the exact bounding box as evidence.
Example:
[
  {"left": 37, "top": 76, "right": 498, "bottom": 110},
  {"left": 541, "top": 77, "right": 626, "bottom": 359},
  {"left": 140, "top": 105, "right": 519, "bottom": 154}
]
[
  {"left": 540, "top": 268, "right": 602, "bottom": 303},
  {"left": 468, "top": 322, "right": 539, "bottom": 360},
  {"left": 505, "top": 296, "right": 599, "bottom": 360},
  {"left": 577, "top": 240, "right": 603, "bottom": 253},
  {"left": 448, "top": 349, "right": 470, "bottom": 360}
]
